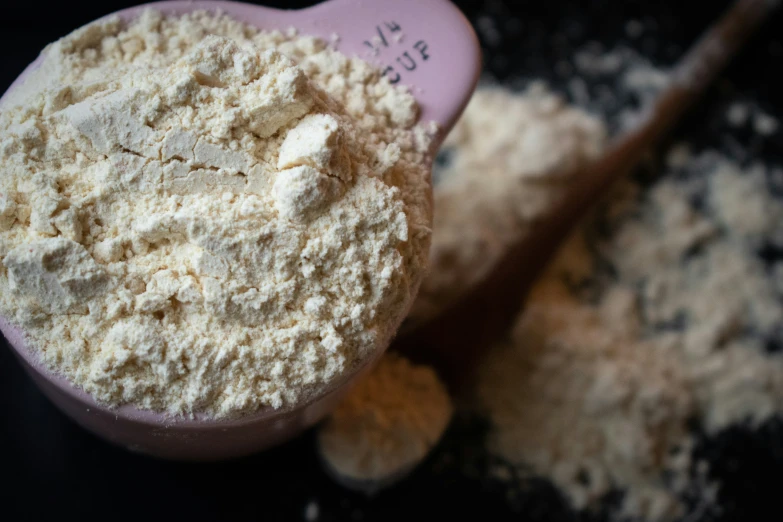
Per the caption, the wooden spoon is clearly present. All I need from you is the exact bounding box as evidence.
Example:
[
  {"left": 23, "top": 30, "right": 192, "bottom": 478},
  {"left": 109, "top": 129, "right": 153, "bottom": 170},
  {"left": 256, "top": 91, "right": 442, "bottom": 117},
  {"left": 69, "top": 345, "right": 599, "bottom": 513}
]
[{"left": 397, "top": 0, "right": 780, "bottom": 389}]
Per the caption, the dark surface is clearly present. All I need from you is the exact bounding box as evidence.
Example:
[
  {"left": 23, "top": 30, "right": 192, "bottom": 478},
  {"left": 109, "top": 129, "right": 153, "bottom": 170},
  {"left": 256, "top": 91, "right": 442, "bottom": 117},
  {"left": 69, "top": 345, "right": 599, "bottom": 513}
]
[{"left": 2, "top": 1, "right": 783, "bottom": 521}]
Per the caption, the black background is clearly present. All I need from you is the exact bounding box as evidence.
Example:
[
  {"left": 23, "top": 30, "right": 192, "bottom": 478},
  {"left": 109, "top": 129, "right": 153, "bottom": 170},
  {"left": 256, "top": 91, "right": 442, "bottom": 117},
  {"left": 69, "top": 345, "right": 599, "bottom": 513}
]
[{"left": 2, "top": 1, "right": 783, "bottom": 521}]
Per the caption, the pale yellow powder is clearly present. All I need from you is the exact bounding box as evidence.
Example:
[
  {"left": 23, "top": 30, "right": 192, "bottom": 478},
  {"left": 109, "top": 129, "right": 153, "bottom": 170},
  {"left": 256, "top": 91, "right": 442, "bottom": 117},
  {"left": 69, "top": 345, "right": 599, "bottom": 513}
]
[
  {"left": 314, "top": 82, "right": 783, "bottom": 520},
  {"left": 477, "top": 240, "right": 695, "bottom": 519},
  {"left": 476, "top": 150, "right": 783, "bottom": 520},
  {"left": 408, "top": 85, "right": 606, "bottom": 325},
  {"left": 0, "top": 10, "right": 434, "bottom": 418},
  {"left": 317, "top": 353, "right": 452, "bottom": 485},
  {"left": 312, "top": 78, "right": 783, "bottom": 519}
]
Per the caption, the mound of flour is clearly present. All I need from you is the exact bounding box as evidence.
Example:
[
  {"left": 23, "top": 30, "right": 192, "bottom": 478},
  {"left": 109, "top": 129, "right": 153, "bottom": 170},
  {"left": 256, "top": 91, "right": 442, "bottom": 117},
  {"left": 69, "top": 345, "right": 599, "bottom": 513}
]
[
  {"left": 0, "top": 10, "right": 434, "bottom": 418},
  {"left": 409, "top": 85, "right": 606, "bottom": 323}
]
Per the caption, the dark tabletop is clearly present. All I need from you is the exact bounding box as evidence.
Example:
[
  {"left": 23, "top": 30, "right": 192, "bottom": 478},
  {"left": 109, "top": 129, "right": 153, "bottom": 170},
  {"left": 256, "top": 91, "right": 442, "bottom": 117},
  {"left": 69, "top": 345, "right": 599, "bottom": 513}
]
[{"left": 2, "top": 1, "right": 783, "bottom": 521}]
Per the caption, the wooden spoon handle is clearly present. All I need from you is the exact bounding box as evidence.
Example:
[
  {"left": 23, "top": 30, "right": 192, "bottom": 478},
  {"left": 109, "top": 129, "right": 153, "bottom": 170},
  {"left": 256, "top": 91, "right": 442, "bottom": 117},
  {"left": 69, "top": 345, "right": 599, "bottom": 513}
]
[
  {"left": 397, "top": 0, "right": 779, "bottom": 388},
  {"left": 570, "top": 0, "right": 778, "bottom": 215}
]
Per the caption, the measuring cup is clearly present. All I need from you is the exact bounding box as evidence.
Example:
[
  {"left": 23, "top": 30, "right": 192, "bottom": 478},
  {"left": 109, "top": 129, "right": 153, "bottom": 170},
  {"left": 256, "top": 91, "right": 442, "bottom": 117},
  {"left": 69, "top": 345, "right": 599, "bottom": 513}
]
[{"left": 0, "top": 0, "right": 480, "bottom": 460}]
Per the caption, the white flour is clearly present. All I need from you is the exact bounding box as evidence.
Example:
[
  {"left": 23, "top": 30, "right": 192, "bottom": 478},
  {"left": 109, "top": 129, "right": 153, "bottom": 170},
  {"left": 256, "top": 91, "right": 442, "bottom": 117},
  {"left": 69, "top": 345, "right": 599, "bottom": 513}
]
[
  {"left": 476, "top": 149, "right": 783, "bottom": 520},
  {"left": 409, "top": 85, "right": 606, "bottom": 323},
  {"left": 317, "top": 353, "right": 452, "bottom": 484},
  {"left": 570, "top": 43, "right": 671, "bottom": 132},
  {"left": 322, "top": 75, "right": 782, "bottom": 520},
  {"left": 457, "top": 47, "right": 783, "bottom": 519},
  {"left": 0, "top": 10, "right": 434, "bottom": 418}
]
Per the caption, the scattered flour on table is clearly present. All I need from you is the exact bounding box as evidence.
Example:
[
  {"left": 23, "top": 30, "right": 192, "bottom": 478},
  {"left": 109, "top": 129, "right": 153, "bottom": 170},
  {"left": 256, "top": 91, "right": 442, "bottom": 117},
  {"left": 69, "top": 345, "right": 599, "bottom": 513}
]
[
  {"left": 456, "top": 49, "right": 783, "bottom": 519},
  {"left": 0, "top": 10, "right": 435, "bottom": 418},
  {"left": 571, "top": 43, "right": 672, "bottom": 132},
  {"left": 754, "top": 112, "right": 779, "bottom": 136},
  {"left": 317, "top": 353, "right": 452, "bottom": 485},
  {"left": 303, "top": 500, "right": 320, "bottom": 522},
  {"left": 725, "top": 101, "right": 779, "bottom": 136},
  {"left": 475, "top": 149, "right": 783, "bottom": 520},
  {"left": 316, "top": 39, "right": 783, "bottom": 521},
  {"left": 316, "top": 40, "right": 783, "bottom": 518}
]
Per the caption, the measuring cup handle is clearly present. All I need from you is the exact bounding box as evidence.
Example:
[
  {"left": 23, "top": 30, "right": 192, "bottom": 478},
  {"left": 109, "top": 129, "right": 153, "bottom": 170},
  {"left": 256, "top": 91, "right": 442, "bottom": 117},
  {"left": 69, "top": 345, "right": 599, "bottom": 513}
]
[{"left": 301, "top": 0, "right": 481, "bottom": 140}]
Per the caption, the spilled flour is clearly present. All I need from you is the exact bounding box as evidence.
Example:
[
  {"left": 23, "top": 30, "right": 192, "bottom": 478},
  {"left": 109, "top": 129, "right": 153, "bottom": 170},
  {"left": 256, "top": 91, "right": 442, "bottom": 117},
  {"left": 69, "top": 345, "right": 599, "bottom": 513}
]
[
  {"left": 318, "top": 353, "right": 452, "bottom": 486},
  {"left": 408, "top": 85, "right": 606, "bottom": 324},
  {"left": 416, "top": 47, "right": 783, "bottom": 520},
  {"left": 475, "top": 148, "right": 783, "bottom": 520},
  {"left": 455, "top": 45, "right": 783, "bottom": 517},
  {"left": 0, "top": 10, "right": 434, "bottom": 417},
  {"left": 320, "top": 67, "right": 783, "bottom": 520}
]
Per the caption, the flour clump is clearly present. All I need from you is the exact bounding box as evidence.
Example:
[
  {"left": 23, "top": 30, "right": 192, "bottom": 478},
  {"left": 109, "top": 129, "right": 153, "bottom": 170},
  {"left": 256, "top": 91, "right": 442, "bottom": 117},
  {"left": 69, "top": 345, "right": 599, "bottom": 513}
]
[
  {"left": 318, "top": 353, "right": 453, "bottom": 486},
  {"left": 0, "top": 10, "right": 433, "bottom": 418},
  {"left": 5, "top": 238, "right": 108, "bottom": 314}
]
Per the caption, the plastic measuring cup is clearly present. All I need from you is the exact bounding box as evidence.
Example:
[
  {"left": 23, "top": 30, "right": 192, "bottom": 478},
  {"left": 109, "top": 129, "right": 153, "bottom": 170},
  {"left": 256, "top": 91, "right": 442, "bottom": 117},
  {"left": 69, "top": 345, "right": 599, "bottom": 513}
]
[{"left": 0, "top": 0, "right": 480, "bottom": 460}]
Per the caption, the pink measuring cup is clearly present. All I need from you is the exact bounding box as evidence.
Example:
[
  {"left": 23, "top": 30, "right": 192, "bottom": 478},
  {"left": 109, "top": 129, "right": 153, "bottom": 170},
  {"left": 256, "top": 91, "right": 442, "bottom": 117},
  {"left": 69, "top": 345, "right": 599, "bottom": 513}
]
[{"left": 0, "top": 0, "right": 480, "bottom": 460}]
